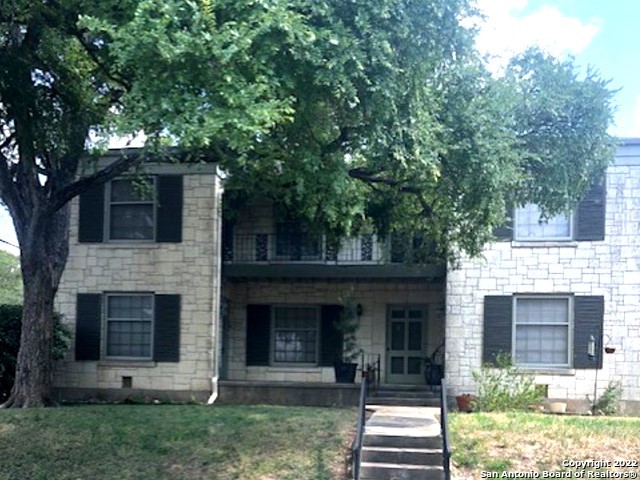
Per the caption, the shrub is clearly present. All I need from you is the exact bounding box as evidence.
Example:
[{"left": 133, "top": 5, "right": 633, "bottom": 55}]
[
  {"left": 0, "top": 304, "right": 71, "bottom": 401},
  {"left": 593, "top": 381, "right": 622, "bottom": 416},
  {"left": 472, "top": 353, "right": 542, "bottom": 412}
]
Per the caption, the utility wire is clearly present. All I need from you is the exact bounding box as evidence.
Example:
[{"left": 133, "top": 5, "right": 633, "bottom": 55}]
[{"left": 0, "top": 238, "right": 19, "bottom": 248}]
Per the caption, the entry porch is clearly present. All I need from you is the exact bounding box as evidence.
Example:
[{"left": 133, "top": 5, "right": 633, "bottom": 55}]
[{"left": 219, "top": 279, "right": 446, "bottom": 398}]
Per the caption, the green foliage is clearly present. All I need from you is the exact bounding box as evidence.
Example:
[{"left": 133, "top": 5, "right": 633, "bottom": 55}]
[
  {"left": 450, "top": 435, "right": 483, "bottom": 468},
  {"left": 0, "top": 0, "right": 617, "bottom": 264},
  {"left": 0, "top": 305, "right": 71, "bottom": 401},
  {"left": 0, "top": 405, "right": 355, "bottom": 480},
  {"left": 0, "top": 251, "right": 21, "bottom": 305},
  {"left": 593, "top": 380, "right": 622, "bottom": 416},
  {"left": 472, "top": 353, "right": 542, "bottom": 412}
]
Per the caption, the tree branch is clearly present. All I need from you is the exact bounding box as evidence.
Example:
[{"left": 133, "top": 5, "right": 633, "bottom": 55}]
[
  {"left": 348, "top": 166, "right": 433, "bottom": 217},
  {"left": 48, "top": 151, "right": 144, "bottom": 214},
  {"left": 0, "top": 131, "right": 15, "bottom": 151},
  {"left": 0, "top": 151, "right": 27, "bottom": 229}
]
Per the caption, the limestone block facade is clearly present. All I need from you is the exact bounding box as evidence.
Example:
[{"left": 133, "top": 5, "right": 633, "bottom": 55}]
[
  {"left": 446, "top": 141, "right": 640, "bottom": 410},
  {"left": 54, "top": 165, "right": 223, "bottom": 400}
]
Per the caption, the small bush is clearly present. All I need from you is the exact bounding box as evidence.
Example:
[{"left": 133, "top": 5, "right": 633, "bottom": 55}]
[
  {"left": 0, "top": 304, "right": 71, "bottom": 401},
  {"left": 472, "top": 353, "right": 542, "bottom": 412},
  {"left": 593, "top": 381, "right": 622, "bottom": 416}
]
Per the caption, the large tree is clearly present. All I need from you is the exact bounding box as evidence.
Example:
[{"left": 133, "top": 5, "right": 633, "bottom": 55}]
[{"left": 0, "top": 0, "right": 615, "bottom": 407}]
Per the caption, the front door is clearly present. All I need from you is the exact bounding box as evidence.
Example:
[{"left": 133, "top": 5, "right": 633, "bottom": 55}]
[{"left": 387, "top": 305, "right": 427, "bottom": 384}]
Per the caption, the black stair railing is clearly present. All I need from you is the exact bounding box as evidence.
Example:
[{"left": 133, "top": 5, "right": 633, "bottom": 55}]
[
  {"left": 360, "top": 353, "right": 380, "bottom": 395},
  {"left": 440, "top": 379, "right": 451, "bottom": 480},
  {"left": 351, "top": 375, "right": 368, "bottom": 480}
]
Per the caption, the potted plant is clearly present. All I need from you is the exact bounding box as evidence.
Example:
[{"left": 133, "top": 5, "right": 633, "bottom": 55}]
[
  {"left": 455, "top": 393, "right": 477, "bottom": 413},
  {"left": 333, "top": 298, "right": 363, "bottom": 383}
]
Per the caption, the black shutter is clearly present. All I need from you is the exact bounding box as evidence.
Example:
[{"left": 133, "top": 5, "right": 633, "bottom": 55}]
[
  {"left": 156, "top": 175, "right": 183, "bottom": 243},
  {"left": 320, "top": 305, "right": 344, "bottom": 366},
  {"left": 483, "top": 296, "right": 513, "bottom": 364},
  {"left": 246, "top": 305, "right": 271, "bottom": 366},
  {"left": 493, "top": 209, "right": 513, "bottom": 241},
  {"left": 575, "top": 179, "right": 606, "bottom": 241},
  {"left": 78, "top": 184, "right": 105, "bottom": 243},
  {"left": 574, "top": 296, "right": 604, "bottom": 369},
  {"left": 75, "top": 294, "right": 102, "bottom": 360},
  {"left": 154, "top": 294, "right": 181, "bottom": 362}
]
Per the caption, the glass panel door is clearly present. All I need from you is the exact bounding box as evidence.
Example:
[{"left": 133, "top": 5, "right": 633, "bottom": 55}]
[{"left": 387, "top": 305, "right": 427, "bottom": 384}]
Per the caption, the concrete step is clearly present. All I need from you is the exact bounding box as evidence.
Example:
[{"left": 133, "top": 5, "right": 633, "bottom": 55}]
[
  {"left": 361, "top": 446, "right": 442, "bottom": 466},
  {"left": 377, "top": 384, "right": 439, "bottom": 391},
  {"left": 360, "top": 462, "right": 444, "bottom": 480},
  {"left": 373, "top": 390, "right": 438, "bottom": 399},
  {"left": 368, "top": 396, "right": 440, "bottom": 407},
  {"left": 363, "top": 434, "right": 442, "bottom": 449}
]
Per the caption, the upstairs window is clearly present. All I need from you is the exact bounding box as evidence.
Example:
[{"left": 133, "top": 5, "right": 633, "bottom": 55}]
[
  {"left": 514, "top": 204, "right": 572, "bottom": 241},
  {"left": 107, "top": 178, "right": 155, "bottom": 241},
  {"left": 78, "top": 175, "right": 183, "bottom": 244}
]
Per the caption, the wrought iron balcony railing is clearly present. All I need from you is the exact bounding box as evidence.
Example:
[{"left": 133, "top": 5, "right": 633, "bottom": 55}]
[{"left": 223, "top": 233, "right": 411, "bottom": 264}]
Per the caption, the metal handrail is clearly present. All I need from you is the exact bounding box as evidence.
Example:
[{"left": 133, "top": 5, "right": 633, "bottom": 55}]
[
  {"left": 440, "top": 379, "right": 451, "bottom": 480},
  {"left": 351, "top": 375, "right": 368, "bottom": 480},
  {"left": 360, "top": 352, "right": 381, "bottom": 395}
]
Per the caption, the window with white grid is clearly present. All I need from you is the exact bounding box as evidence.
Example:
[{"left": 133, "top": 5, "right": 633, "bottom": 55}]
[
  {"left": 106, "top": 294, "right": 153, "bottom": 359},
  {"left": 514, "top": 297, "right": 570, "bottom": 367},
  {"left": 273, "top": 306, "right": 319, "bottom": 364},
  {"left": 514, "top": 204, "right": 572, "bottom": 241}
]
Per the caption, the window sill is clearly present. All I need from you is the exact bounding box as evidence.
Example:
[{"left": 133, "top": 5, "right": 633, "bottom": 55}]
[
  {"left": 512, "top": 241, "right": 578, "bottom": 248},
  {"left": 98, "top": 361, "right": 157, "bottom": 368},
  {"left": 520, "top": 367, "right": 575, "bottom": 376},
  {"left": 77, "top": 241, "right": 162, "bottom": 248}
]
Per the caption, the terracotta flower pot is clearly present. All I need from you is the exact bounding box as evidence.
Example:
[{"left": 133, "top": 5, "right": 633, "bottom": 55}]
[{"left": 455, "top": 394, "right": 477, "bottom": 413}]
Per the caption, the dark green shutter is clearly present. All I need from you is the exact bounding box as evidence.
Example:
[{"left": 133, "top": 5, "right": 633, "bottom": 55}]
[
  {"left": 78, "top": 184, "right": 105, "bottom": 243},
  {"left": 320, "top": 305, "right": 344, "bottom": 366},
  {"left": 575, "top": 180, "right": 606, "bottom": 241},
  {"left": 153, "top": 295, "right": 181, "bottom": 362},
  {"left": 156, "top": 175, "right": 183, "bottom": 242},
  {"left": 75, "top": 294, "right": 102, "bottom": 360},
  {"left": 483, "top": 296, "right": 513, "bottom": 364},
  {"left": 573, "top": 296, "right": 604, "bottom": 369},
  {"left": 246, "top": 305, "right": 271, "bottom": 366},
  {"left": 493, "top": 210, "right": 513, "bottom": 241}
]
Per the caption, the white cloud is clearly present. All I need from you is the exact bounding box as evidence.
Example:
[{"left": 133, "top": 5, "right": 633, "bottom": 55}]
[{"left": 473, "top": 0, "right": 601, "bottom": 70}]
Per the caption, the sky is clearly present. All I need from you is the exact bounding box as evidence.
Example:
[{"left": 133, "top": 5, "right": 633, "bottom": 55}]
[{"left": 1, "top": 0, "right": 639, "bottom": 255}]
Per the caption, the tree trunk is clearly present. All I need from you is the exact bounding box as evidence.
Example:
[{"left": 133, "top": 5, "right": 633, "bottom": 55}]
[{"left": 1, "top": 204, "right": 70, "bottom": 408}]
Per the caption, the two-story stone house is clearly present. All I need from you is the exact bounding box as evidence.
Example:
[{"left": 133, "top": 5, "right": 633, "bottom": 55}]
[{"left": 53, "top": 139, "right": 640, "bottom": 412}]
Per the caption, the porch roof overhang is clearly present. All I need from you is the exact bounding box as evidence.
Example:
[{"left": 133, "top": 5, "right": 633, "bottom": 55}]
[{"left": 222, "top": 263, "right": 446, "bottom": 281}]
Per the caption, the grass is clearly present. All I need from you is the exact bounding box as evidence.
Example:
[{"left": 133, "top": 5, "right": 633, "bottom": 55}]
[
  {"left": 0, "top": 404, "right": 356, "bottom": 480},
  {"left": 450, "top": 412, "right": 640, "bottom": 477}
]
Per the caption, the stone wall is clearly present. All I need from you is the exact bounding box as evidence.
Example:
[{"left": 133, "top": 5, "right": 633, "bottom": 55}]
[
  {"left": 54, "top": 170, "right": 223, "bottom": 398},
  {"left": 446, "top": 153, "right": 640, "bottom": 409},
  {"left": 223, "top": 280, "right": 445, "bottom": 383}
]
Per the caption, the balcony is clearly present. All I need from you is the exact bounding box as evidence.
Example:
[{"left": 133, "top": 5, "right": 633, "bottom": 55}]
[{"left": 222, "top": 233, "right": 445, "bottom": 280}]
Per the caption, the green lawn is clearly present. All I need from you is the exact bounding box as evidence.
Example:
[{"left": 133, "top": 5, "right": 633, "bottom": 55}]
[
  {"left": 450, "top": 412, "right": 640, "bottom": 476},
  {"left": 0, "top": 404, "right": 356, "bottom": 480}
]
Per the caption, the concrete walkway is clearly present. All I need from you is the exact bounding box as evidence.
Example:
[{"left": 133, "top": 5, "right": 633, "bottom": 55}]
[{"left": 360, "top": 406, "right": 444, "bottom": 480}]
